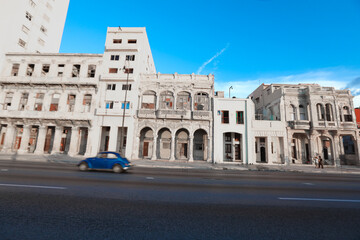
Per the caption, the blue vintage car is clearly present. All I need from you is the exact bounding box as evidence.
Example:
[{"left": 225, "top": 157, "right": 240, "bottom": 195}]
[{"left": 78, "top": 151, "right": 131, "bottom": 173}]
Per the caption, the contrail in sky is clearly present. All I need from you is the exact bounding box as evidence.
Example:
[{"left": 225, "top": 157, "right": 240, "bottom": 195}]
[{"left": 196, "top": 43, "right": 229, "bottom": 75}]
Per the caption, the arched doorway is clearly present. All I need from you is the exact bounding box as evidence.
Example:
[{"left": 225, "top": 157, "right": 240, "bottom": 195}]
[
  {"left": 193, "top": 129, "right": 208, "bottom": 161},
  {"left": 158, "top": 128, "right": 171, "bottom": 160},
  {"left": 139, "top": 127, "right": 154, "bottom": 159},
  {"left": 317, "top": 136, "right": 334, "bottom": 165},
  {"left": 175, "top": 129, "right": 189, "bottom": 160}
]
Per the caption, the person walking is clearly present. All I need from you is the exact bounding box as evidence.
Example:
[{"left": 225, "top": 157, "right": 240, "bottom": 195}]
[
  {"left": 318, "top": 156, "right": 324, "bottom": 169},
  {"left": 313, "top": 156, "right": 318, "bottom": 168}
]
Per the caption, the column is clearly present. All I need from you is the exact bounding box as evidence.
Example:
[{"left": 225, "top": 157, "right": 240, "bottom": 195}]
[
  {"left": 333, "top": 135, "right": 340, "bottom": 166},
  {"left": 151, "top": 136, "right": 157, "bottom": 160},
  {"left": 52, "top": 126, "right": 63, "bottom": 153},
  {"left": 68, "top": 126, "right": 80, "bottom": 156},
  {"left": 188, "top": 135, "right": 193, "bottom": 162},
  {"left": 34, "top": 126, "right": 47, "bottom": 154},
  {"left": 170, "top": 134, "right": 175, "bottom": 161},
  {"left": 266, "top": 136, "right": 272, "bottom": 163},
  {"left": 18, "top": 125, "right": 31, "bottom": 154},
  {"left": 107, "top": 126, "right": 117, "bottom": 152},
  {"left": 308, "top": 137, "right": 316, "bottom": 163},
  {"left": 207, "top": 137, "right": 212, "bottom": 163},
  {"left": 357, "top": 134, "right": 360, "bottom": 165},
  {"left": 2, "top": 124, "right": 15, "bottom": 153},
  {"left": 132, "top": 135, "right": 140, "bottom": 160}
]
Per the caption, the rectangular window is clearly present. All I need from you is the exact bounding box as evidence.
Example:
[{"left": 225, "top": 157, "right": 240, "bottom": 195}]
[
  {"left": 49, "top": 93, "right": 60, "bottom": 111},
  {"left": 121, "top": 102, "right": 130, "bottom": 109},
  {"left": 26, "top": 12, "right": 32, "bottom": 21},
  {"left": 109, "top": 68, "right": 118, "bottom": 74},
  {"left": 126, "top": 55, "right": 135, "bottom": 61},
  {"left": 225, "top": 133, "right": 231, "bottom": 142},
  {"left": 107, "top": 84, "right": 116, "bottom": 90},
  {"left": 83, "top": 94, "right": 92, "bottom": 112},
  {"left": 113, "top": 39, "right": 122, "bottom": 44},
  {"left": 41, "top": 64, "right": 50, "bottom": 76},
  {"left": 87, "top": 65, "right": 96, "bottom": 78},
  {"left": 72, "top": 64, "right": 81, "bottom": 77},
  {"left": 221, "top": 110, "right": 229, "bottom": 124},
  {"left": 106, "top": 101, "right": 114, "bottom": 109},
  {"left": 128, "top": 39, "right": 137, "bottom": 44},
  {"left": 4, "top": 92, "right": 14, "bottom": 110},
  {"left": 11, "top": 64, "right": 20, "bottom": 76},
  {"left": 19, "top": 93, "right": 29, "bottom": 111},
  {"left": 67, "top": 94, "right": 76, "bottom": 112},
  {"left": 122, "top": 84, "right": 131, "bottom": 91},
  {"left": 124, "top": 68, "right": 133, "bottom": 74},
  {"left": 22, "top": 25, "right": 30, "bottom": 34},
  {"left": 110, "top": 55, "right": 120, "bottom": 61},
  {"left": 225, "top": 144, "right": 232, "bottom": 153},
  {"left": 26, "top": 64, "right": 35, "bottom": 76},
  {"left": 19, "top": 39, "right": 26, "bottom": 48},
  {"left": 34, "top": 93, "right": 44, "bottom": 111},
  {"left": 236, "top": 111, "right": 244, "bottom": 124},
  {"left": 57, "top": 64, "right": 65, "bottom": 77}
]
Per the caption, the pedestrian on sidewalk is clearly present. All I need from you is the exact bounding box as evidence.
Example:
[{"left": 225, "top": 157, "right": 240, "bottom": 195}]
[
  {"left": 313, "top": 156, "right": 318, "bottom": 168},
  {"left": 318, "top": 156, "right": 324, "bottom": 169}
]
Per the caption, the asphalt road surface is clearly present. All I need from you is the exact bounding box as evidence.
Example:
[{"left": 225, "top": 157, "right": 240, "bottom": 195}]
[{"left": 0, "top": 161, "right": 360, "bottom": 240}]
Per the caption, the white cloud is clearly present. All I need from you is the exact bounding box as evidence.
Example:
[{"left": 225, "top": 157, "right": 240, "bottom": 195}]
[
  {"left": 215, "top": 67, "right": 360, "bottom": 107},
  {"left": 196, "top": 44, "right": 229, "bottom": 75}
]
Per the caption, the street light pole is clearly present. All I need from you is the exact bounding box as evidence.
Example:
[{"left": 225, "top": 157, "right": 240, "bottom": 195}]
[
  {"left": 229, "top": 86, "right": 233, "bottom": 98},
  {"left": 119, "top": 60, "right": 130, "bottom": 157}
]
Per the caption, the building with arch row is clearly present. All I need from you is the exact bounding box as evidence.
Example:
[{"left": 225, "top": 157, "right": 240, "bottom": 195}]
[{"left": 0, "top": 27, "right": 359, "bottom": 166}]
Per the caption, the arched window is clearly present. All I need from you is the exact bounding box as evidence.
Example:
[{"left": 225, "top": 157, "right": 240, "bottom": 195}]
[
  {"left": 290, "top": 105, "right": 296, "bottom": 121},
  {"left": 325, "top": 103, "right": 333, "bottom": 121},
  {"left": 343, "top": 106, "right": 353, "bottom": 122},
  {"left": 317, "top": 104, "right": 325, "bottom": 120},
  {"left": 160, "top": 91, "right": 174, "bottom": 109},
  {"left": 176, "top": 91, "right": 191, "bottom": 110},
  {"left": 299, "top": 105, "right": 307, "bottom": 120}
]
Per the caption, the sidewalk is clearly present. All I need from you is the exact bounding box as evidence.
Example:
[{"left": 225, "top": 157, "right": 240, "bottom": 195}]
[{"left": 0, "top": 152, "right": 360, "bottom": 175}]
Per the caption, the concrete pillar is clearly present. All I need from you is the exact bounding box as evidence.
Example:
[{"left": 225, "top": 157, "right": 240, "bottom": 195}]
[
  {"left": 333, "top": 135, "right": 340, "bottom": 166},
  {"left": 308, "top": 137, "right": 316, "bottom": 161},
  {"left": 207, "top": 137, "right": 211, "bottom": 163},
  {"left": 357, "top": 133, "right": 360, "bottom": 165},
  {"left": 170, "top": 134, "right": 175, "bottom": 161},
  {"left": 151, "top": 136, "right": 157, "bottom": 160},
  {"left": 108, "top": 126, "right": 118, "bottom": 152},
  {"left": 34, "top": 126, "right": 47, "bottom": 154},
  {"left": 266, "top": 136, "right": 272, "bottom": 164},
  {"left": 74, "top": 94, "right": 82, "bottom": 113},
  {"left": 58, "top": 93, "right": 67, "bottom": 112},
  {"left": 52, "top": 126, "right": 63, "bottom": 153},
  {"left": 2, "top": 124, "right": 15, "bottom": 153},
  {"left": 18, "top": 125, "right": 31, "bottom": 154},
  {"left": 188, "top": 135, "right": 193, "bottom": 162},
  {"left": 68, "top": 126, "right": 80, "bottom": 156},
  {"left": 132, "top": 135, "right": 140, "bottom": 160}
]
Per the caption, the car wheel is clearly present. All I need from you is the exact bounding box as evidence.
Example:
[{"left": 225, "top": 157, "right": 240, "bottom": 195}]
[
  {"left": 113, "top": 164, "right": 123, "bottom": 173},
  {"left": 79, "top": 162, "right": 88, "bottom": 171}
]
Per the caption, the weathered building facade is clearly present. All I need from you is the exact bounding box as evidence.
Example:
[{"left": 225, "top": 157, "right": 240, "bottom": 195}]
[{"left": 249, "top": 84, "right": 360, "bottom": 166}]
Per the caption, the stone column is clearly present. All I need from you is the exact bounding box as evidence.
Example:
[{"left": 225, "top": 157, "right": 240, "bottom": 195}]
[
  {"left": 308, "top": 136, "right": 316, "bottom": 162},
  {"left": 333, "top": 135, "right": 340, "bottom": 166},
  {"left": 170, "top": 134, "right": 175, "bottom": 161},
  {"left": 18, "top": 125, "right": 31, "bottom": 154},
  {"left": 107, "top": 126, "right": 118, "bottom": 152},
  {"left": 68, "top": 126, "right": 80, "bottom": 156},
  {"left": 266, "top": 136, "right": 272, "bottom": 163},
  {"left": 151, "top": 136, "right": 157, "bottom": 160},
  {"left": 52, "top": 126, "right": 63, "bottom": 153},
  {"left": 132, "top": 135, "right": 140, "bottom": 160},
  {"left": 34, "top": 126, "right": 47, "bottom": 154},
  {"left": 188, "top": 135, "right": 193, "bottom": 162},
  {"left": 2, "top": 124, "right": 15, "bottom": 153},
  {"left": 207, "top": 137, "right": 212, "bottom": 163}
]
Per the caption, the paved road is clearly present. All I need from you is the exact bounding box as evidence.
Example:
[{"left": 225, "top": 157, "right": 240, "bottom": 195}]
[{"left": 0, "top": 161, "right": 360, "bottom": 239}]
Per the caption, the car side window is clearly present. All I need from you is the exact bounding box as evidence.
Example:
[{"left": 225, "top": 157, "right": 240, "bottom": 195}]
[
  {"left": 97, "top": 153, "right": 107, "bottom": 158},
  {"left": 108, "top": 153, "right": 117, "bottom": 159}
]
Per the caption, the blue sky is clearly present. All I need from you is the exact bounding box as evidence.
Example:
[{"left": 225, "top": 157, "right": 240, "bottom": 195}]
[{"left": 60, "top": 0, "right": 360, "bottom": 106}]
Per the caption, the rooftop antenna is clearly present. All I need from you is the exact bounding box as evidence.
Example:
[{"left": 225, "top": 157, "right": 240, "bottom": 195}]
[{"left": 118, "top": 26, "right": 122, "bottom": 31}]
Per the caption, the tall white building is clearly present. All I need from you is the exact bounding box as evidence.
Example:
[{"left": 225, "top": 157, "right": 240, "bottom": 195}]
[{"left": 0, "top": 0, "right": 70, "bottom": 69}]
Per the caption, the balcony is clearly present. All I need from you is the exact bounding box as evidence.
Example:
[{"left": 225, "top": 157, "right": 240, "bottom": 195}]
[
  {"left": 157, "top": 109, "right": 191, "bottom": 120},
  {"left": 313, "top": 121, "right": 338, "bottom": 129},
  {"left": 192, "top": 111, "right": 211, "bottom": 120},
  {"left": 137, "top": 109, "right": 156, "bottom": 119},
  {"left": 340, "top": 122, "right": 357, "bottom": 130},
  {"left": 288, "top": 120, "right": 311, "bottom": 130},
  {"left": 0, "top": 109, "right": 93, "bottom": 121}
]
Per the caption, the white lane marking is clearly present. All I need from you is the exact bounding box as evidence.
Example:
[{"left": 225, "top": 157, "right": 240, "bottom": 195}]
[
  {"left": 278, "top": 197, "right": 360, "bottom": 203},
  {"left": 146, "top": 177, "right": 155, "bottom": 180},
  {"left": 303, "top": 183, "right": 314, "bottom": 186},
  {"left": 0, "top": 183, "right": 66, "bottom": 190},
  {"left": 0, "top": 169, "right": 8, "bottom": 172}
]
